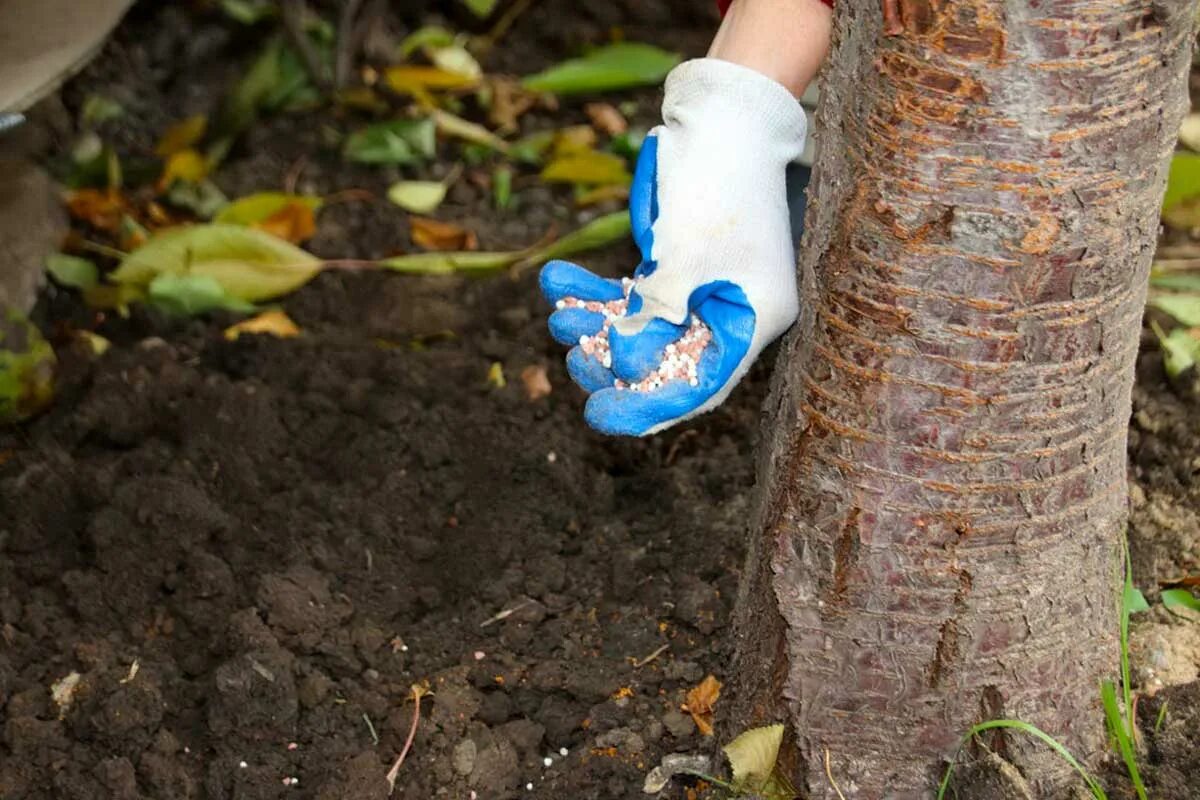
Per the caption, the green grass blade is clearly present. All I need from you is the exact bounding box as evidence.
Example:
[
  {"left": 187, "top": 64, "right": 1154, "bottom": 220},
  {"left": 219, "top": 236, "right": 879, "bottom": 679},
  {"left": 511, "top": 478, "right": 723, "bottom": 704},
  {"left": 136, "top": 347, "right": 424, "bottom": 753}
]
[
  {"left": 1101, "top": 681, "right": 1148, "bottom": 800},
  {"left": 936, "top": 719, "right": 1107, "bottom": 800}
]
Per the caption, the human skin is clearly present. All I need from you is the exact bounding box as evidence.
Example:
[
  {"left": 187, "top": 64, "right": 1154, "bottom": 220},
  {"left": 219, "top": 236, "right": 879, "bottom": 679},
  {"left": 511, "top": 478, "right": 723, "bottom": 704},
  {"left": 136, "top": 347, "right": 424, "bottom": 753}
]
[{"left": 707, "top": 0, "right": 834, "bottom": 99}]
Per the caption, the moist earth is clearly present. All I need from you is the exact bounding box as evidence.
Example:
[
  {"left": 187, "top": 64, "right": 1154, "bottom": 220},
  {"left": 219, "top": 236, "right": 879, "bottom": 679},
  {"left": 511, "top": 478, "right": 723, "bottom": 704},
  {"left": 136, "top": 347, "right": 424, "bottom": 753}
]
[{"left": 3, "top": 2, "right": 1200, "bottom": 799}]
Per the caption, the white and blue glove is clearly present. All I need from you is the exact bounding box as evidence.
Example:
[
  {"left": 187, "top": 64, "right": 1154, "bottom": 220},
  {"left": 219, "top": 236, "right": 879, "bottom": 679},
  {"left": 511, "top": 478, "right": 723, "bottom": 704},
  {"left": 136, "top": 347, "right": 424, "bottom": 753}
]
[{"left": 541, "top": 58, "right": 808, "bottom": 436}]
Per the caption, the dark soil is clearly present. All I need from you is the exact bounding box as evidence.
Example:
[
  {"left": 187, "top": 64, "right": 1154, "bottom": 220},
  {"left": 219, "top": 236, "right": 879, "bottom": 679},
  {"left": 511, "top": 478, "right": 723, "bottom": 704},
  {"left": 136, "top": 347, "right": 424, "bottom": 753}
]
[{"left": 2, "top": 2, "right": 1199, "bottom": 800}]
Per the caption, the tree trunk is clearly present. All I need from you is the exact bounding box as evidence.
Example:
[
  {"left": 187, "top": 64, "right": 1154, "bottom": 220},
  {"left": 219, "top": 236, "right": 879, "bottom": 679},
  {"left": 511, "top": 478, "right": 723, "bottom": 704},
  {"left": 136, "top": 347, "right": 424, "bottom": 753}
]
[{"left": 730, "top": 1, "right": 1196, "bottom": 797}]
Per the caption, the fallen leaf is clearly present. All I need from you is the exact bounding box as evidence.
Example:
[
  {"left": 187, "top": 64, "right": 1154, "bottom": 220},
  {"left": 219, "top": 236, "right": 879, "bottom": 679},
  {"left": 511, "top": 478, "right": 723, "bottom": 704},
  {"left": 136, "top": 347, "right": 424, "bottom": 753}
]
[
  {"left": 522, "top": 43, "right": 681, "bottom": 96},
  {"left": 384, "top": 66, "right": 478, "bottom": 95},
  {"left": 461, "top": 0, "right": 500, "bottom": 18},
  {"left": 156, "top": 115, "right": 208, "bottom": 156},
  {"left": 432, "top": 109, "right": 510, "bottom": 152},
  {"left": 381, "top": 250, "right": 522, "bottom": 275},
  {"left": 1151, "top": 271, "right": 1200, "bottom": 292},
  {"left": 398, "top": 25, "right": 455, "bottom": 58},
  {"left": 76, "top": 331, "right": 111, "bottom": 355},
  {"left": 1149, "top": 294, "right": 1200, "bottom": 327},
  {"left": 520, "top": 365, "right": 552, "bottom": 400},
  {"left": 148, "top": 274, "right": 257, "bottom": 316},
  {"left": 493, "top": 165, "right": 513, "bottom": 210},
  {"left": 83, "top": 284, "right": 145, "bottom": 317},
  {"left": 160, "top": 148, "right": 211, "bottom": 187},
  {"left": 50, "top": 672, "right": 83, "bottom": 718},
  {"left": 254, "top": 203, "right": 317, "bottom": 243},
  {"left": 486, "top": 362, "right": 506, "bottom": 388},
  {"left": 220, "top": 0, "right": 276, "bottom": 24},
  {"left": 81, "top": 94, "right": 124, "bottom": 126},
  {"left": 552, "top": 126, "right": 598, "bottom": 158},
  {"left": 585, "top": 102, "right": 628, "bottom": 135},
  {"left": 216, "top": 193, "right": 323, "bottom": 226},
  {"left": 64, "top": 189, "right": 127, "bottom": 232},
  {"left": 575, "top": 184, "right": 630, "bottom": 208},
  {"left": 1162, "top": 588, "right": 1200, "bottom": 616},
  {"left": 541, "top": 150, "right": 631, "bottom": 186},
  {"left": 166, "top": 179, "right": 230, "bottom": 219},
  {"left": 1180, "top": 113, "right": 1200, "bottom": 152},
  {"left": 486, "top": 77, "right": 539, "bottom": 133},
  {"left": 1153, "top": 322, "right": 1200, "bottom": 379},
  {"left": 45, "top": 254, "right": 99, "bottom": 291},
  {"left": 343, "top": 118, "right": 437, "bottom": 165},
  {"left": 111, "top": 224, "right": 321, "bottom": 302},
  {"left": 724, "top": 725, "right": 785, "bottom": 794},
  {"left": 410, "top": 217, "right": 477, "bottom": 251},
  {"left": 388, "top": 179, "right": 451, "bottom": 214},
  {"left": 683, "top": 675, "right": 722, "bottom": 736},
  {"left": 224, "top": 309, "right": 301, "bottom": 340},
  {"left": 428, "top": 43, "right": 482, "bottom": 81},
  {"left": 118, "top": 214, "right": 150, "bottom": 251},
  {"left": 0, "top": 309, "right": 57, "bottom": 424},
  {"left": 1162, "top": 152, "right": 1200, "bottom": 218}
]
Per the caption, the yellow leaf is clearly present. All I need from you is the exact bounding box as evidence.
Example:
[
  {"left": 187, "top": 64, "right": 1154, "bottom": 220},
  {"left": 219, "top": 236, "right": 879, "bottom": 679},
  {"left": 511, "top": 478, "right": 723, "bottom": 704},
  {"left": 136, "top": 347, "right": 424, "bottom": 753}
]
[
  {"left": 541, "top": 150, "right": 631, "bottom": 186},
  {"left": 575, "top": 184, "right": 630, "bottom": 208},
  {"left": 683, "top": 675, "right": 722, "bottom": 737},
  {"left": 156, "top": 114, "right": 208, "bottom": 156},
  {"left": 410, "top": 216, "right": 477, "bottom": 252},
  {"left": 486, "top": 362, "right": 506, "bottom": 388},
  {"left": 385, "top": 66, "right": 478, "bottom": 94},
  {"left": 161, "top": 149, "right": 210, "bottom": 185},
  {"left": 552, "top": 125, "right": 598, "bottom": 157},
  {"left": 388, "top": 180, "right": 449, "bottom": 214},
  {"left": 723, "top": 725, "right": 786, "bottom": 795},
  {"left": 428, "top": 44, "right": 482, "bottom": 80},
  {"left": 224, "top": 310, "right": 302, "bottom": 341},
  {"left": 431, "top": 109, "right": 510, "bottom": 152}
]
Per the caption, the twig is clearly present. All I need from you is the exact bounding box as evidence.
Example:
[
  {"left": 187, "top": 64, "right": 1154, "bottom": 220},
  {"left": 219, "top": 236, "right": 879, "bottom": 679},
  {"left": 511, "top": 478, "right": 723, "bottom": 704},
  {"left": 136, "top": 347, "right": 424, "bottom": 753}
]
[
  {"left": 633, "top": 644, "right": 670, "bottom": 668},
  {"left": 475, "top": 0, "right": 539, "bottom": 54},
  {"left": 280, "top": 0, "right": 329, "bottom": 89},
  {"left": 480, "top": 598, "right": 532, "bottom": 627},
  {"left": 385, "top": 684, "right": 426, "bottom": 794},
  {"left": 282, "top": 154, "right": 308, "bottom": 194},
  {"left": 334, "top": 0, "right": 365, "bottom": 89},
  {"left": 824, "top": 749, "right": 847, "bottom": 800}
]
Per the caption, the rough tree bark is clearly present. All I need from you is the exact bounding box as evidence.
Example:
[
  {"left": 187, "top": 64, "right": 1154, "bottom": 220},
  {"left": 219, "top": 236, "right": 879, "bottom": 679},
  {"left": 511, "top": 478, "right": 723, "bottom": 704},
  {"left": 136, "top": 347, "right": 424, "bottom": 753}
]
[{"left": 730, "top": 1, "right": 1196, "bottom": 797}]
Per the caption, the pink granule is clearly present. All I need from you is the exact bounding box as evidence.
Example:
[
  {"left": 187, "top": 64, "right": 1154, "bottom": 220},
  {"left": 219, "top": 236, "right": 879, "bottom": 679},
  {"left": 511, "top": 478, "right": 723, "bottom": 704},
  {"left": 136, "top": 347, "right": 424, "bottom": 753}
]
[{"left": 556, "top": 279, "right": 711, "bottom": 392}]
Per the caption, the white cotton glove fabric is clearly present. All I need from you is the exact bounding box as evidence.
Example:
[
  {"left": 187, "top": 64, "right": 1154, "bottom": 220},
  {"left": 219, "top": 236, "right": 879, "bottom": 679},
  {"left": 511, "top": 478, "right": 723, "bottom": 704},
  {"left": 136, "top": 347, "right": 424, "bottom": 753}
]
[{"left": 615, "top": 58, "right": 809, "bottom": 414}]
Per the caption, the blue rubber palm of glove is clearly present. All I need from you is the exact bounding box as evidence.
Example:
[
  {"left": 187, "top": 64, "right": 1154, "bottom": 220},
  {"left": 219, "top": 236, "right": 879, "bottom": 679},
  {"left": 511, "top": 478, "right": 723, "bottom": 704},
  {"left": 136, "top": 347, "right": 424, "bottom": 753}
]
[{"left": 540, "top": 135, "right": 757, "bottom": 437}]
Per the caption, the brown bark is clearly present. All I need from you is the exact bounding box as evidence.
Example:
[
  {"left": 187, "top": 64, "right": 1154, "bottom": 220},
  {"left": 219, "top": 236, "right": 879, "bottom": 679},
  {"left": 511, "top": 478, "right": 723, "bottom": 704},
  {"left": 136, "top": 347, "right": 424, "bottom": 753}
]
[{"left": 731, "top": 1, "right": 1197, "bottom": 798}]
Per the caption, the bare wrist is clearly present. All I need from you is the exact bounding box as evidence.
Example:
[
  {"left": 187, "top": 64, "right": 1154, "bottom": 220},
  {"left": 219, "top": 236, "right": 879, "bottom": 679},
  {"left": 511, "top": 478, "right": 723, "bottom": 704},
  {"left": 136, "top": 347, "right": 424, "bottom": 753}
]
[{"left": 707, "top": 0, "right": 832, "bottom": 98}]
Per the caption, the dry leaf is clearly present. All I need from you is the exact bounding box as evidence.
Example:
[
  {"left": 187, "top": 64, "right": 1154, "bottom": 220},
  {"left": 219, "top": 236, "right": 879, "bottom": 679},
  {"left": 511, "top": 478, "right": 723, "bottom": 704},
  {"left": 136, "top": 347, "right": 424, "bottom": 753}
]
[
  {"left": 585, "top": 102, "right": 628, "bottom": 135},
  {"left": 64, "top": 188, "right": 128, "bottom": 232},
  {"left": 156, "top": 114, "right": 208, "bottom": 156},
  {"left": 552, "top": 125, "right": 598, "bottom": 157},
  {"left": 520, "top": 365, "right": 552, "bottom": 400},
  {"left": 683, "top": 674, "right": 722, "bottom": 736},
  {"left": 50, "top": 672, "right": 83, "bottom": 718},
  {"left": 488, "top": 76, "right": 538, "bottom": 133},
  {"left": 224, "top": 310, "right": 302, "bottom": 341},
  {"left": 410, "top": 216, "right": 477, "bottom": 251},
  {"left": 252, "top": 202, "right": 317, "bottom": 243}
]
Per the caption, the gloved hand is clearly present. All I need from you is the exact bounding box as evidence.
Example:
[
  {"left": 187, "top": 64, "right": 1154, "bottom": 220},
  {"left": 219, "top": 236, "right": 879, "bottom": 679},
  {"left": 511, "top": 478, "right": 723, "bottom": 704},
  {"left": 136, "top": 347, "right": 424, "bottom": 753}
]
[{"left": 540, "top": 58, "right": 808, "bottom": 436}]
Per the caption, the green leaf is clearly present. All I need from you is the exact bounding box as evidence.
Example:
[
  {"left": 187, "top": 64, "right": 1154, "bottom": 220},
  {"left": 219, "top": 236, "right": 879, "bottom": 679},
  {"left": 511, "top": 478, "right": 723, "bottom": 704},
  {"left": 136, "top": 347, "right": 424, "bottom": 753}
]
[
  {"left": 1150, "top": 271, "right": 1200, "bottom": 292},
  {"left": 1101, "top": 681, "right": 1148, "bottom": 800},
  {"left": 522, "top": 43, "right": 681, "bottom": 96},
  {"left": 0, "top": 308, "right": 57, "bottom": 424},
  {"left": 80, "top": 94, "right": 124, "bottom": 126},
  {"left": 1161, "top": 588, "right": 1200, "bottom": 614},
  {"left": 45, "top": 254, "right": 99, "bottom": 291},
  {"left": 1124, "top": 583, "right": 1150, "bottom": 615},
  {"left": 493, "top": 165, "right": 513, "bottom": 211},
  {"left": 540, "top": 151, "right": 631, "bottom": 186},
  {"left": 520, "top": 211, "right": 631, "bottom": 267},
  {"left": 220, "top": 0, "right": 276, "bottom": 24},
  {"left": 166, "top": 179, "right": 230, "bottom": 219},
  {"left": 460, "top": 0, "right": 500, "bottom": 18},
  {"left": 723, "top": 725, "right": 784, "bottom": 794},
  {"left": 1152, "top": 323, "right": 1200, "bottom": 378},
  {"left": 216, "top": 37, "right": 315, "bottom": 139},
  {"left": 343, "top": 118, "right": 436, "bottom": 165},
  {"left": 1162, "top": 153, "right": 1200, "bottom": 214},
  {"left": 111, "top": 224, "right": 321, "bottom": 302},
  {"left": 380, "top": 250, "right": 520, "bottom": 275},
  {"left": 937, "top": 719, "right": 1107, "bottom": 800},
  {"left": 510, "top": 130, "right": 556, "bottom": 165},
  {"left": 398, "top": 25, "right": 455, "bottom": 58},
  {"left": 216, "top": 192, "right": 323, "bottom": 225},
  {"left": 387, "top": 181, "right": 449, "bottom": 214},
  {"left": 1149, "top": 294, "right": 1200, "bottom": 326},
  {"left": 148, "top": 274, "right": 257, "bottom": 316}
]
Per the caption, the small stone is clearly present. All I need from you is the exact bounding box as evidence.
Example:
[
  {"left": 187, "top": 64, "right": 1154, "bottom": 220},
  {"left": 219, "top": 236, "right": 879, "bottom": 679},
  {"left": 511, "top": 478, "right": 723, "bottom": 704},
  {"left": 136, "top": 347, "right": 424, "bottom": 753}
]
[{"left": 453, "top": 739, "right": 477, "bottom": 776}]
